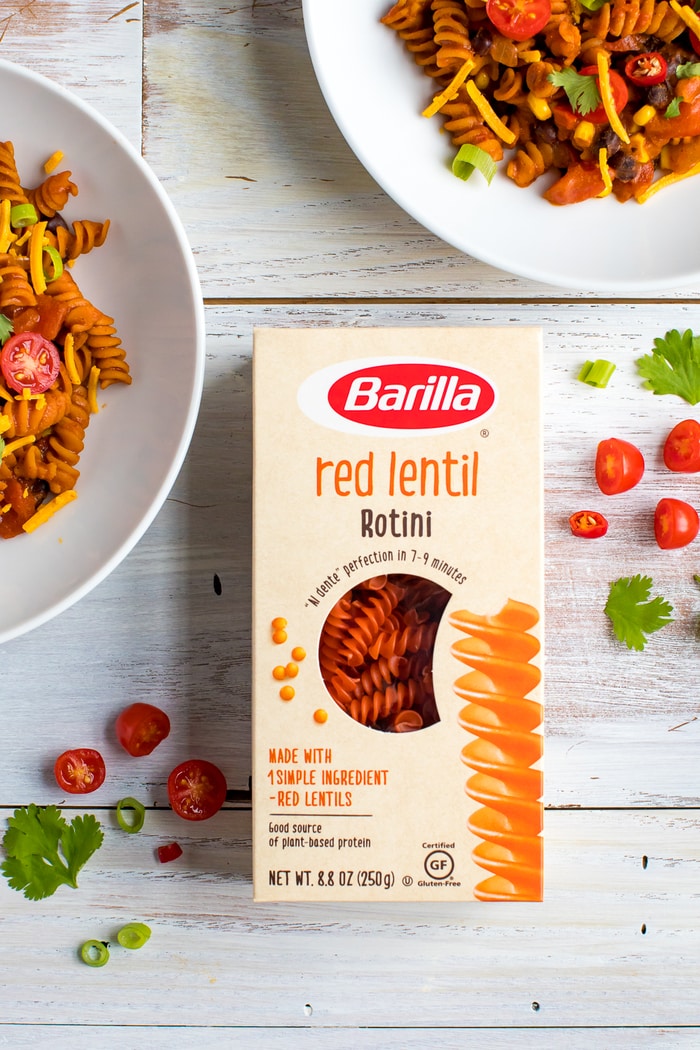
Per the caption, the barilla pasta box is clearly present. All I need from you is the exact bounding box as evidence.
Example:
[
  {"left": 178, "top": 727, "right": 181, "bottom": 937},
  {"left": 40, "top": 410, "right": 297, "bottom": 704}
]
[{"left": 252, "top": 327, "right": 543, "bottom": 902}]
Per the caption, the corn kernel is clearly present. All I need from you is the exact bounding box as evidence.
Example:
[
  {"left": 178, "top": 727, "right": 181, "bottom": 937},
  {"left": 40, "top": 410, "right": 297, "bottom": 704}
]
[
  {"left": 633, "top": 105, "right": 656, "bottom": 127},
  {"left": 572, "top": 121, "right": 596, "bottom": 149},
  {"left": 628, "top": 133, "right": 650, "bottom": 163},
  {"left": 527, "top": 93, "right": 552, "bottom": 120},
  {"left": 474, "top": 70, "right": 491, "bottom": 91}
]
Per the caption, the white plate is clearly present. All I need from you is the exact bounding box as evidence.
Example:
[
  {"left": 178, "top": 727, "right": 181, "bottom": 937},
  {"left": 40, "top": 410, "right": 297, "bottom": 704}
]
[
  {"left": 303, "top": 0, "right": 700, "bottom": 292},
  {"left": 0, "top": 61, "right": 205, "bottom": 643}
]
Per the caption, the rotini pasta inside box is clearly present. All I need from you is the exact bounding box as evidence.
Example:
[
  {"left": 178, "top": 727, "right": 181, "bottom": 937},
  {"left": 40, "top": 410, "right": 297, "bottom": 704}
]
[{"left": 252, "top": 327, "right": 543, "bottom": 902}]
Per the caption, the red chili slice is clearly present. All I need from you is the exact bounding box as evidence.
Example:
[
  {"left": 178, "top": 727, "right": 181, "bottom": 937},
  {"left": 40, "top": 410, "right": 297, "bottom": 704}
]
[
  {"left": 156, "top": 841, "right": 183, "bottom": 863},
  {"left": 569, "top": 510, "right": 609, "bottom": 538},
  {"left": 624, "top": 52, "right": 668, "bottom": 87},
  {"left": 0, "top": 331, "right": 60, "bottom": 394}
]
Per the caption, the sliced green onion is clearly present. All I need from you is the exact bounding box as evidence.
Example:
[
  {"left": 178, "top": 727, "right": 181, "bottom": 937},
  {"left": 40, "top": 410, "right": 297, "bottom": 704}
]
[
  {"left": 80, "top": 939, "right": 110, "bottom": 967},
  {"left": 10, "top": 203, "right": 38, "bottom": 228},
  {"left": 578, "top": 359, "right": 616, "bottom": 388},
  {"left": 42, "top": 244, "right": 64, "bottom": 283},
  {"left": 116, "top": 796, "right": 146, "bottom": 834},
  {"left": 117, "top": 922, "right": 152, "bottom": 950},
  {"left": 451, "top": 143, "right": 497, "bottom": 185}
]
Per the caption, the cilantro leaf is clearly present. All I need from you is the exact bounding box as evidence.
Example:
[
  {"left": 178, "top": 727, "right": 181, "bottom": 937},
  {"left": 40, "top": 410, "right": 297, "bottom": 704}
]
[
  {"left": 604, "top": 575, "right": 673, "bottom": 651},
  {"left": 665, "top": 97, "right": 683, "bottom": 118},
  {"left": 676, "top": 61, "right": 700, "bottom": 79},
  {"left": 1, "top": 804, "right": 103, "bottom": 900},
  {"left": 548, "top": 68, "right": 601, "bottom": 114},
  {"left": 0, "top": 313, "right": 12, "bottom": 345},
  {"left": 636, "top": 329, "right": 700, "bottom": 404}
]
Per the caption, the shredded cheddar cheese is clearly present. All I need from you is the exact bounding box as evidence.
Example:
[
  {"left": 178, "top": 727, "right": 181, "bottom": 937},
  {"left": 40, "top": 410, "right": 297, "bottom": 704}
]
[
  {"left": 63, "top": 332, "right": 81, "bottom": 386},
  {"left": 2, "top": 434, "right": 36, "bottom": 458},
  {"left": 637, "top": 160, "right": 700, "bottom": 203},
  {"left": 597, "top": 148, "right": 613, "bottom": 197},
  {"left": 466, "top": 81, "right": 516, "bottom": 145},
  {"left": 87, "top": 366, "right": 100, "bottom": 414},
  {"left": 28, "top": 220, "right": 48, "bottom": 295},
  {"left": 596, "top": 52, "right": 630, "bottom": 145},
  {"left": 22, "top": 489, "right": 77, "bottom": 534},
  {"left": 0, "top": 415, "right": 10, "bottom": 434},
  {"left": 43, "top": 150, "right": 63, "bottom": 174},
  {"left": 422, "top": 59, "right": 475, "bottom": 117},
  {"left": 0, "top": 385, "right": 14, "bottom": 403},
  {"left": 670, "top": 0, "right": 700, "bottom": 41},
  {"left": 0, "top": 198, "right": 16, "bottom": 253}
]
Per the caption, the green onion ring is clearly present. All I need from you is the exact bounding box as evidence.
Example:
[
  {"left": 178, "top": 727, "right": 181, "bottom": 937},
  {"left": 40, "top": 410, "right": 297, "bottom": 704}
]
[
  {"left": 117, "top": 922, "right": 152, "bottom": 950},
  {"left": 80, "top": 939, "right": 110, "bottom": 967},
  {"left": 451, "top": 143, "right": 498, "bottom": 185},
  {"left": 41, "top": 244, "right": 64, "bottom": 283},
  {"left": 116, "top": 796, "right": 146, "bottom": 834},
  {"left": 10, "top": 203, "right": 38, "bottom": 228}
]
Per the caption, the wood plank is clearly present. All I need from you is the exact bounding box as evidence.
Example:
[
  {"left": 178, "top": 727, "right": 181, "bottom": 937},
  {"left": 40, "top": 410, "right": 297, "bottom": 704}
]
[
  {"left": 142, "top": 0, "right": 700, "bottom": 300},
  {"left": 3, "top": 302, "right": 700, "bottom": 808},
  {"left": 0, "top": 1024, "right": 698, "bottom": 1049},
  {"left": 1, "top": 809, "right": 699, "bottom": 1029},
  {"left": 0, "top": 0, "right": 142, "bottom": 148}
]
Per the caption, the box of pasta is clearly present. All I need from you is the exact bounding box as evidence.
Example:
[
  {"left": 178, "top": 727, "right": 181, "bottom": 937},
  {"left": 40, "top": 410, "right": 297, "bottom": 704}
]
[{"left": 252, "top": 326, "right": 543, "bottom": 901}]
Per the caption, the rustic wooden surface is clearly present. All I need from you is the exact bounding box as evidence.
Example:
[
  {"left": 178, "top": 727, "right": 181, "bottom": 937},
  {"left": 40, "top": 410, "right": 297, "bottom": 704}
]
[{"left": 2, "top": 2, "right": 700, "bottom": 1047}]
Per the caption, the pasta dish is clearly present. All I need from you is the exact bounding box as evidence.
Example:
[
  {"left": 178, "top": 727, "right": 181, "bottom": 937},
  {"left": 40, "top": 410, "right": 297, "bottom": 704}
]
[
  {"left": 381, "top": 0, "right": 700, "bottom": 203},
  {"left": 0, "top": 141, "right": 130, "bottom": 539}
]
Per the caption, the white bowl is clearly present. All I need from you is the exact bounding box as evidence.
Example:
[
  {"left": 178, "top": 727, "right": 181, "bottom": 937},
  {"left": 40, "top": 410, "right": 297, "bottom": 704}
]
[{"left": 0, "top": 60, "right": 205, "bottom": 643}]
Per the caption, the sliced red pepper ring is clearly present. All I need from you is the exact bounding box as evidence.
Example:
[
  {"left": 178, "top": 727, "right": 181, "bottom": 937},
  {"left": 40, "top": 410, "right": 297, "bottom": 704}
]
[
  {"left": 624, "top": 52, "right": 668, "bottom": 86},
  {"left": 569, "top": 510, "right": 609, "bottom": 538}
]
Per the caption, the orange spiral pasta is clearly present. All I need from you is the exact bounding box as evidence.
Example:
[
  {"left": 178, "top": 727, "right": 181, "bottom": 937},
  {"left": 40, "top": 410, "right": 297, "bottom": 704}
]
[
  {"left": 319, "top": 573, "right": 450, "bottom": 732},
  {"left": 383, "top": 0, "right": 700, "bottom": 204},
  {"left": 450, "top": 598, "right": 543, "bottom": 901},
  {"left": 0, "top": 142, "right": 129, "bottom": 538}
]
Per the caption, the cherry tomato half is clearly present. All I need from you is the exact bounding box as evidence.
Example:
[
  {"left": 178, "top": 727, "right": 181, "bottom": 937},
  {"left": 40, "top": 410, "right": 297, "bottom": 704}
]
[
  {"left": 486, "top": 0, "right": 551, "bottom": 41},
  {"left": 624, "top": 52, "right": 668, "bottom": 87},
  {"left": 579, "top": 66, "right": 629, "bottom": 124},
  {"left": 0, "top": 477, "right": 39, "bottom": 538},
  {"left": 0, "top": 331, "right": 60, "bottom": 394},
  {"left": 691, "top": 29, "right": 700, "bottom": 55},
  {"left": 663, "top": 419, "right": 700, "bottom": 473},
  {"left": 595, "top": 437, "right": 645, "bottom": 495},
  {"left": 569, "top": 509, "right": 609, "bottom": 538},
  {"left": 654, "top": 497, "right": 699, "bottom": 549},
  {"left": 167, "top": 759, "right": 227, "bottom": 821},
  {"left": 54, "top": 748, "right": 106, "bottom": 794},
  {"left": 115, "top": 702, "right": 171, "bottom": 757}
]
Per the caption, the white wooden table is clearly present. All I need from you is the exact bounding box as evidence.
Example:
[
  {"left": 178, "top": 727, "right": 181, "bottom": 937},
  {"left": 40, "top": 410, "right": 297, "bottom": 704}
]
[{"left": 2, "top": 2, "right": 700, "bottom": 1046}]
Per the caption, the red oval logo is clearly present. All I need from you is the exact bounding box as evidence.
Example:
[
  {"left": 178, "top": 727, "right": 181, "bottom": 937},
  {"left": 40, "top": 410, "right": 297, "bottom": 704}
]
[{"left": 327, "top": 362, "right": 495, "bottom": 431}]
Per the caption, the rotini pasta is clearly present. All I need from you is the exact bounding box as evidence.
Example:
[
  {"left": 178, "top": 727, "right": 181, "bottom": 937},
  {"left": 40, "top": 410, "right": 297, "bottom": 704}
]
[
  {"left": 382, "top": 0, "right": 700, "bottom": 203},
  {"left": 0, "top": 142, "right": 130, "bottom": 538},
  {"left": 318, "top": 573, "right": 450, "bottom": 732},
  {"left": 450, "top": 599, "right": 543, "bottom": 901}
]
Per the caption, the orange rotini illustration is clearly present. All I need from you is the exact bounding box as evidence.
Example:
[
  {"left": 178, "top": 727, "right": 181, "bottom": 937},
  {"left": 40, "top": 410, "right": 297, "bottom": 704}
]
[{"left": 450, "top": 599, "right": 543, "bottom": 902}]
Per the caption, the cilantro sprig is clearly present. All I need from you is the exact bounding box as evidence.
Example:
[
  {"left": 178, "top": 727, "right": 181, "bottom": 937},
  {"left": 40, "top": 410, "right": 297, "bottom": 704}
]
[
  {"left": 0, "top": 312, "right": 12, "bottom": 345},
  {"left": 604, "top": 574, "right": 674, "bottom": 651},
  {"left": 636, "top": 329, "right": 700, "bottom": 405},
  {"left": 1, "top": 804, "right": 103, "bottom": 900},
  {"left": 548, "top": 67, "right": 601, "bottom": 115}
]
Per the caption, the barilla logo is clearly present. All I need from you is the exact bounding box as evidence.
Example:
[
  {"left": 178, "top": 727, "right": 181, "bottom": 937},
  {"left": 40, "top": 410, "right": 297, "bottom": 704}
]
[{"left": 297, "top": 357, "right": 497, "bottom": 436}]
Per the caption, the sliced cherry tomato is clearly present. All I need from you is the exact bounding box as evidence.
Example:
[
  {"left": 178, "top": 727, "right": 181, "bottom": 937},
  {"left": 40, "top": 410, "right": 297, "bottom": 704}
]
[
  {"left": 624, "top": 52, "right": 668, "bottom": 87},
  {"left": 167, "top": 759, "right": 227, "bottom": 821},
  {"left": 116, "top": 702, "right": 171, "bottom": 757},
  {"left": 654, "top": 497, "right": 699, "bottom": 549},
  {"left": 595, "top": 437, "right": 645, "bottom": 495},
  {"left": 690, "top": 29, "right": 700, "bottom": 55},
  {"left": 0, "top": 331, "right": 60, "bottom": 394},
  {"left": 54, "top": 748, "right": 106, "bottom": 794},
  {"left": 569, "top": 509, "right": 609, "bottom": 538},
  {"left": 157, "top": 841, "right": 183, "bottom": 863},
  {"left": 486, "top": 0, "right": 551, "bottom": 41},
  {"left": 579, "top": 65, "right": 629, "bottom": 124},
  {"left": 663, "top": 419, "right": 700, "bottom": 473}
]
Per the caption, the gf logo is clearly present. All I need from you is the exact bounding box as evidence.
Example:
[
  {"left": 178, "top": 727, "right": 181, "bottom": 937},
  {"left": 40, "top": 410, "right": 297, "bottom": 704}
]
[{"left": 424, "top": 849, "right": 454, "bottom": 880}]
